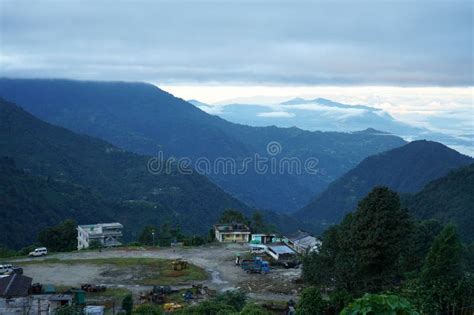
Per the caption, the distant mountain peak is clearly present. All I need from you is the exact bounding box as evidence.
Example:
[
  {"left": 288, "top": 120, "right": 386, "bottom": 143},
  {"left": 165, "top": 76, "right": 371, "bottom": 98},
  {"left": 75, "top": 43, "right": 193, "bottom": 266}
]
[
  {"left": 354, "top": 128, "right": 392, "bottom": 135},
  {"left": 280, "top": 97, "right": 307, "bottom": 105}
]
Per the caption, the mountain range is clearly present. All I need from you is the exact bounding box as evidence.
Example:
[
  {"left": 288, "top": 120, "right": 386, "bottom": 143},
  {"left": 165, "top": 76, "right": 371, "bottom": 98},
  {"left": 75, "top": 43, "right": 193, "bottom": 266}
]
[
  {"left": 0, "top": 98, "right": 250, "bottom": 247},
  {"left": 190, "top": 98, "right": 472, "bottom": 154},
  {"left": 0, "top": 78, "right": 406, "bottom": 212},
  {"left": 296, "top": 140, "right": 473, "bottom": 229},
  {"left": 0, "top": 78, "right": 472, "bottom": 247}
]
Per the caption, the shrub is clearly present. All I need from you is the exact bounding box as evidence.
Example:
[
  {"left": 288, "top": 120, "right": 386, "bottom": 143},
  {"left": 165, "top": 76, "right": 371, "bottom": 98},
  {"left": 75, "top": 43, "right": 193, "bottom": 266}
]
[
  {"left": 134, "top": 303, "right": 162, "bottom": 315},
  {"left": 296, "top": 287, "right": 327, "bottom": 315},
  {"left": 122, "top": 294, "right": 134, "bottom": 315},
  {"left": 240, "top": 303, "right": 271, "bottom": 315},
  {"left": 341, "top": 293, "right": 419, "bottom": 315}
]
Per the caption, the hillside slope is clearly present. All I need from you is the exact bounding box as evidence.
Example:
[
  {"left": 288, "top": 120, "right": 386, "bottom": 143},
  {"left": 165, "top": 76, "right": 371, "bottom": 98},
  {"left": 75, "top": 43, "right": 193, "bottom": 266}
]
[
  {"left": 0, "top": 157, "right": 115, "bottom": 248},
  {"left": 0, "top": 78, "right": 406, "bottom": 212},
  {"left": 296, "top": 141, "right": 473, "bottom": 224},
  {"left": 403, "top": 163, "right": 474, "bottom": 242},
  {"left": 0, "top": 98, "right": 252, "bottom": 243}
]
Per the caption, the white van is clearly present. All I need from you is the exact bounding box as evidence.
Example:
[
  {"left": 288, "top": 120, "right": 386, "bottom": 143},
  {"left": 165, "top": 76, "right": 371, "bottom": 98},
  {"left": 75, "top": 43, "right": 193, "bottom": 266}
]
[{"left": 28, "top": 247, "right": 48, "bottom": 257}]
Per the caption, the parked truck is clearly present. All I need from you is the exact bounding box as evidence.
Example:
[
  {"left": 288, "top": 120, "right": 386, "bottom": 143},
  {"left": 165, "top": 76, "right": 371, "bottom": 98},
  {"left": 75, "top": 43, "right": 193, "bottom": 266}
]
[{"left": 240, "top": 257, "right": 270, "bottom": 274}]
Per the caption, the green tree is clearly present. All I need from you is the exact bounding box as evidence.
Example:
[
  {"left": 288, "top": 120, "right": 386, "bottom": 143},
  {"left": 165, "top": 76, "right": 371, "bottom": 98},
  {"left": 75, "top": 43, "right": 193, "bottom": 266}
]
[
  {"left": 219, "top": 209, "right": 247, "bottom": 224},
  {"left": 0, "top": 246, "right": 17, "bottom": 258},
  {"left": 296, "top": 287, "right": 327, "bottom": 315},
  {"left": 302, "top": 213, "right": 358, "bottom": 292},
  {"left": 214, "top": 290, "right": 247, "bottom": 312},
  {"left": 418, "top": 224, "right": 472, "bottom": 314},
  {"left": 38, "top": 219, "right": 77, "bottom": 252},
  {"left": 122, "top": 294, "right": 133, "bottom": 315},
  {"left": 251, "top": 211, "right": 265, "bottom": 233},
  {"left": 466, "top": 242, "right": 474, "bottom": 273},
  {"left": 350, "top": 187, "right": 413, "bottom": 292},
  {"left": 240, "top": 303, "right": 271, "bottom": 315},
  {"left": 170, "top": 225, "right": 185, "bottom": 242},
  {"left": 341, "top": 293, "right": 419, "bottom": 315},
  {"left": 303, "top": 187, "right": 414, "bottom": 295},
  {"left": 138, "top": 225, "right": 158, "bottom": 246},
  {"left": 328, "top": 289, "right": 353, "bottom": 314},
  {"left": 401, "top": 219, "right": 443, "bottom": 274},
  {"left": 158, "top": 222, "right": 172, "bottom": 247}
]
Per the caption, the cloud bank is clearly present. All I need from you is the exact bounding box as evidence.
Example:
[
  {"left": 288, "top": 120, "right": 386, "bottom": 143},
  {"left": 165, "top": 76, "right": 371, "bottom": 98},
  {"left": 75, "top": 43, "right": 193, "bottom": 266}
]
[{"left": 0, "top": 0, "right": 472, "bottom": 86}]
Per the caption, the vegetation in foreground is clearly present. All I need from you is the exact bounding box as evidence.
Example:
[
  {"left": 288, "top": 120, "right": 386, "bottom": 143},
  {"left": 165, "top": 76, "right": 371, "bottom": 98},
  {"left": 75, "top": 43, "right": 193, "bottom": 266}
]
[{"left": 302, "top": 187, "right": 474, "bottom": 314}]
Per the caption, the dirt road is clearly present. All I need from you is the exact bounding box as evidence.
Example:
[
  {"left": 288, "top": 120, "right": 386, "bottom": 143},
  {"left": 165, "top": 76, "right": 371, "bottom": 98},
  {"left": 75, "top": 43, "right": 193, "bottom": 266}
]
[{"left": 13, "top": 243, "right": 302, "bottom": 302}]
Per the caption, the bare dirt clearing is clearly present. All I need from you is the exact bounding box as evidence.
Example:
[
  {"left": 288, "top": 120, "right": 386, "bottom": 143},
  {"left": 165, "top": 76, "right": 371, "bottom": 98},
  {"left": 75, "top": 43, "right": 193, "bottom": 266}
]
[{"left": 13, "top": 243, "right": 303, "bottom": 301}]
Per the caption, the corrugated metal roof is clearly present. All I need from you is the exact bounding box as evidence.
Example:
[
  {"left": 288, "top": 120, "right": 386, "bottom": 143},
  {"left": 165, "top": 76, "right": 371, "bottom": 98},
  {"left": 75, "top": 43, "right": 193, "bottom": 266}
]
[
  {"left": 293, "top": 235, "right": 320, "bottom": 249},
  {"left": 0, "top": 274, "right": 32, "bottom": 297},
  {"left": 268, "top": 245, "right": 296, "bottom": 255},
  {"left": 286, "top": 230, "right": 310, "bottom": 242}
]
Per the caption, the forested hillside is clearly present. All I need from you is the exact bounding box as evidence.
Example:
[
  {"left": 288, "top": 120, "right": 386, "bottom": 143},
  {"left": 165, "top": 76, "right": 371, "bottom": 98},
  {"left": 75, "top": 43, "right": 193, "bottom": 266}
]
[
  {"left": 0, "top": 157, "right": 114, "bottom": 248},
  {"left": 404, "top": 163, "right": 474, "bottom": 242},
  {"left": 297, "top": 140, "right": 472, "bottom": 225},
  {"left": 0, "top": 98, "right": 253, "bottom": 247},
  {"left": 0, "top": 78, "right": 406, "bottom": 212}
]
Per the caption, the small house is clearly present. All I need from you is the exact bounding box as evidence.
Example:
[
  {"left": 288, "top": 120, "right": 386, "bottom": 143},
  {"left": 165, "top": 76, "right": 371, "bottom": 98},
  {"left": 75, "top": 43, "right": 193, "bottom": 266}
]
[
  {"left": 77, "top": 223, "right": 123, "bottom": 250},
  {"left": 250, "top": 233, "right": 276, "bottom": 244},
  {"left": 214, "top": 223, "right": 251, "bottom": 243},
  {"left": 285, "top": 230, "right": 321, "bottom": 254},
  {"left": 265, "top": 244, "right": 297, "bottom": 261}
]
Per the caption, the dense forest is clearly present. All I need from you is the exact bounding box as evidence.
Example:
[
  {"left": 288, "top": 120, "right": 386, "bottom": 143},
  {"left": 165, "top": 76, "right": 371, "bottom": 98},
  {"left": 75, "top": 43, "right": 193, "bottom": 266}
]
[
  {"left": 0, "top": 157, "right": 114, "bottom": 248},
  {"left": 301, "top": 187, "right": 474, "bottom": 314},
  {"left": 0, "top": 98, "right": 250, "bottom": 247},
  {"left": 0, "top": 99, "right": 307, "bottom": 249},
  {"left": 404, "top": 163, "right": 474, "bottom": 242},
  {"left": 297, "top": 140, "right": 472, "bottom": 227},
  {"left": 0, "top": 78, "right": 406, "bottom": 212}
]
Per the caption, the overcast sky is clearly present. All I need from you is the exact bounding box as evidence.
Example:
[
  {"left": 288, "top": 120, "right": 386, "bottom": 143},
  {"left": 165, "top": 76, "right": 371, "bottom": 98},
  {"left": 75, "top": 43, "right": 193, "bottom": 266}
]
[{"left": 1, "top": 0, "right": 472, "bottom": 87}]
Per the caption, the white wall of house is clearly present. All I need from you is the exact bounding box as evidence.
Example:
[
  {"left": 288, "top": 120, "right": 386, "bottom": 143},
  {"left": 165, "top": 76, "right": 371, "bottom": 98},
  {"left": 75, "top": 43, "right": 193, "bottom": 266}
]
[
  {"left": 77, "top": 223, "right": 123, "bottom": 250},
  {"left": 215, "top": 230, "right": 250, "bottom": 242},
  {"left": 0, "top": 296, "right": 31, "bottom": 315}
]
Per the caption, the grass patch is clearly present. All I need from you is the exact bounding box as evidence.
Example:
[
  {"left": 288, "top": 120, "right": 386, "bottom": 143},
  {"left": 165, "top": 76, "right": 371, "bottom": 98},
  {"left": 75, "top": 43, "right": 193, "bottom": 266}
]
[
  {"left": 86, "top": 287, "right": 131, "bottom": 301},
  {"left": 21, "top": 257, "right": 207, "bottom": 285}
]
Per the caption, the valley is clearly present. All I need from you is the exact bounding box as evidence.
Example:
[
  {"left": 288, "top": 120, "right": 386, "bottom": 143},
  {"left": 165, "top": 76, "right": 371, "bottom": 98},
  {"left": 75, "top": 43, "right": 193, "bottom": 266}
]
[{"left": 0, "top": 84, "right": 472, "bottom": 314}]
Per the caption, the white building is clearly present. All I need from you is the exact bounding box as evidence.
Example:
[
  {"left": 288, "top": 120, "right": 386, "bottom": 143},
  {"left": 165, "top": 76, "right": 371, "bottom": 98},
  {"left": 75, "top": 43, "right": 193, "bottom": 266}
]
[
  {"left": 214, "top": 223, "right": 251, "bottom": 243},
  {"left": 265, "top": 244, "right": 297, "bottom": 261},
  {"left": 285, "top": 230, "right": 321, "bottom": 254},
  {"left": 77, "top": 223, "right": 123, "bottom": 250}
]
